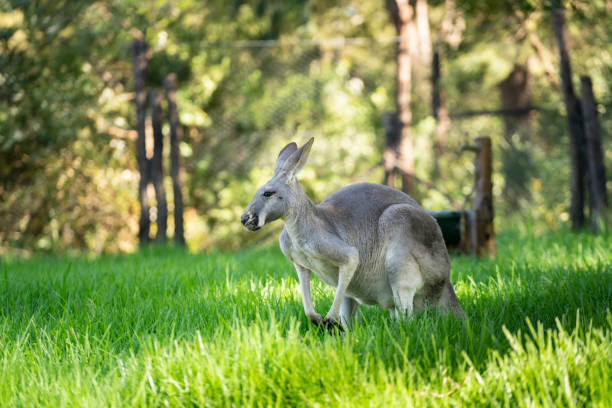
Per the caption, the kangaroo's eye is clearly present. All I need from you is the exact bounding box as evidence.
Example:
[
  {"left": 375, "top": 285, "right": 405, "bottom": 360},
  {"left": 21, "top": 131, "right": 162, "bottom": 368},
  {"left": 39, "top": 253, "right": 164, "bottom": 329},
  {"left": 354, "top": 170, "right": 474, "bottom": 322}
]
[{"left": 263, "top": 191, "right": 275, "bottom": 197}]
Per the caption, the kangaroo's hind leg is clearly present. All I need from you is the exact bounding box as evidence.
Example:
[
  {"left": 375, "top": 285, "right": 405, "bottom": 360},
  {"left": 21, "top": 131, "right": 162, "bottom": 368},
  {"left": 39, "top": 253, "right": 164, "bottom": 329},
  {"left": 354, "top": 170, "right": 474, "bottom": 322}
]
[
  {"left": 386, "top": 245, "right": 424, "bottom": 319},
  {"left": 380, "top": 203, "right": 455, "bottom": 318},
  {"left": 339, "top": 296, "right": 360, "bottom": 328}
]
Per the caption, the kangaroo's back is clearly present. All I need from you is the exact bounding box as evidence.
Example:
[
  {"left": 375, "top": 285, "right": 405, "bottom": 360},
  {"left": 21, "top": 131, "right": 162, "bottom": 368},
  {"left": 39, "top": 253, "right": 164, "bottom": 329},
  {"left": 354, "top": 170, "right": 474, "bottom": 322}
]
[
  {"left": 316, "top": 183, "right": 426, "bottom": 252},
  {"left": 318, "top": 183, "right": 423, "bottom": 227}
]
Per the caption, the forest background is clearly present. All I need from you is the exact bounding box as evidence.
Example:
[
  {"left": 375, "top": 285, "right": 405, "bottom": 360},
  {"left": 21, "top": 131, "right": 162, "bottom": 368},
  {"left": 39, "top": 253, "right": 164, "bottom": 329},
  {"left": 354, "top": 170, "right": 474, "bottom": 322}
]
[{"left": 1, "top": 0, "right": 610, "bottom": 254}]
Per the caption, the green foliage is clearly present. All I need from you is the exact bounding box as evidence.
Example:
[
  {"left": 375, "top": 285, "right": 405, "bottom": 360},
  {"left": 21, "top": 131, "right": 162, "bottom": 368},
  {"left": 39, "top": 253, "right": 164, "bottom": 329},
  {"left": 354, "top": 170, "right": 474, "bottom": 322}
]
[
  {"left": 1, "top": 0, "right": 610, "bottom": 252},
  {"left": 0, "top": 229, "right": 610, "bottom": 405}
]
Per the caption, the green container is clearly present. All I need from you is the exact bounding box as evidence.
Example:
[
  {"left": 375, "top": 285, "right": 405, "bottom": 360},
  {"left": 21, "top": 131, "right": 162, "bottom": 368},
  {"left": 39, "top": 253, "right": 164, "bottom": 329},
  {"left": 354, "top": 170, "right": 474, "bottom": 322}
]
[{"left": 428, "top": 210, "right": 462, "bottom": 247}]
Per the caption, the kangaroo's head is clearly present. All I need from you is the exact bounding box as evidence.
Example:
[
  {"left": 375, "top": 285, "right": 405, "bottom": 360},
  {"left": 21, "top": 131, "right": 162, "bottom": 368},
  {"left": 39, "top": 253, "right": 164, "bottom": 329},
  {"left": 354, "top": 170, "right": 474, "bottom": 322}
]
[{"left": 241, "top": 138, "right": 314, "bottom": 231}]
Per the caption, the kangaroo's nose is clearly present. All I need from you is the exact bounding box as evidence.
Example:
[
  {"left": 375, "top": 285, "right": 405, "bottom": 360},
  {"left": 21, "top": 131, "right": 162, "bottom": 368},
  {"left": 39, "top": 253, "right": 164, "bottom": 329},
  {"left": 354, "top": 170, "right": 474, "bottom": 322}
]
[{"left": 241, "top": 213, "right": 249, "bottom": 225}]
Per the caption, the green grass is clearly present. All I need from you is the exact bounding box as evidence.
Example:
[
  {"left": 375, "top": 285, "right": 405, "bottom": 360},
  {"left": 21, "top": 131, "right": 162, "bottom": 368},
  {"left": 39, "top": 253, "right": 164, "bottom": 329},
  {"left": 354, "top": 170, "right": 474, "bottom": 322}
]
[{"left": 0, "top": 229, "right": 610, "bottom": 407}]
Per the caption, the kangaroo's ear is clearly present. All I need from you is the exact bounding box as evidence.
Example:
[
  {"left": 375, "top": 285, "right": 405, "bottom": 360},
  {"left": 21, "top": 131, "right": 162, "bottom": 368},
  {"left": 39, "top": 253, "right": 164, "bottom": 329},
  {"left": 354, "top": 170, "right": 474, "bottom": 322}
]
[
  {"left": 277, "top": 138, "right": 314, "bottom": 178},
  {"left": 275, "top": 142, "right": 298, "bottom": 174}
]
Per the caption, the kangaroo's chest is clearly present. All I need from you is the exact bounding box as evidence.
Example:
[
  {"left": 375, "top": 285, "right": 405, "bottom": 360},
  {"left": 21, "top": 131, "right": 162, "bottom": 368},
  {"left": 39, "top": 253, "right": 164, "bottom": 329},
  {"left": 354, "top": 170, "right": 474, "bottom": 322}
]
[{"left": 289, "top": 244, "right": 339, "bottom": 287}]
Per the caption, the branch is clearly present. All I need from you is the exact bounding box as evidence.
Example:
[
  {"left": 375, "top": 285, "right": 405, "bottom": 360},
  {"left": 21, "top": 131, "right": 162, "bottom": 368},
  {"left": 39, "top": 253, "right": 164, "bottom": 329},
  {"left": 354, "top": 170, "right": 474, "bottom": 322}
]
[{"left": 449, "top": 106, "right": 539, "bottom": 119}]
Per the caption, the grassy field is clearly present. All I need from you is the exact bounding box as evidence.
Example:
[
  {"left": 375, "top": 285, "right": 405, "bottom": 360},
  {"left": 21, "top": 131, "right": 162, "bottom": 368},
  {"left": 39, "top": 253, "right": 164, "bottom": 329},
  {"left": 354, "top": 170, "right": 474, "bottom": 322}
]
[{"left": 0, "top": 228, "right": 610, "bottom": 407}]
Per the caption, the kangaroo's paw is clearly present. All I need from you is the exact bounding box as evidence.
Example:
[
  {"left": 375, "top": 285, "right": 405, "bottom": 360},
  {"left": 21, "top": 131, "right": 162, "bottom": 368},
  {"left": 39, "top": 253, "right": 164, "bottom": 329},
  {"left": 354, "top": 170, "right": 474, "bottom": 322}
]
[
  {"left": 318, "top": 318, "right": 344, "bottom": 333},
  {"left": 308, "top": 313, "right": 323, "bottom": 325}
]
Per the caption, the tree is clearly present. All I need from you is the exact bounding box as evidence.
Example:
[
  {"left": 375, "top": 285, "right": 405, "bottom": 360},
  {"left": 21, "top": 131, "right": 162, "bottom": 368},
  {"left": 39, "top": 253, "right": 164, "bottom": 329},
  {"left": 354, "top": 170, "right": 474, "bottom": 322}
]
[
  {"left": 498, "top": 62, "right": 534, "bottom": 206},
  {"left": 580, "top": 76, "right": 609, "bottom": 231},
  {"left": 164, "top": 73, "right": 186, "bottom": 246},
  {"left": 151, "top": 90, "right": 168, "bottom": 242},
  {"left": 131, "top": 33, "right": 151, "bottom": 245},
  {"left": 551, "top": 8, "right": 587, "bottom": 229},
  {"left": 3, "top": 0, "right": 612, "bottom": 253},
  {"left": 431, "top": 48, "right": 450, "bottom": 177},
  {"left": 386, "top": 0, "right": 415, "bottom": 194}
]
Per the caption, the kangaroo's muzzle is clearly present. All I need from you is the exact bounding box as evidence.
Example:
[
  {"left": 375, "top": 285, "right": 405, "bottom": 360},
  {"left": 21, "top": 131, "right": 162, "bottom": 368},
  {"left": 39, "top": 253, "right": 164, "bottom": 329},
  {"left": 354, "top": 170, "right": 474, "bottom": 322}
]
[{"left": 241, "top": 212, "right": 260, "bottom": 231}]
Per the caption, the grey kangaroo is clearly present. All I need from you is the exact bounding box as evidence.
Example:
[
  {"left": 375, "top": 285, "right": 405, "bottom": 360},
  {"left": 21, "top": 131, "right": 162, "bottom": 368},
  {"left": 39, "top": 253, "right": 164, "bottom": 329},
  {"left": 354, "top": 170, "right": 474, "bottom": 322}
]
[{"left": 241, "top": 138, "right": 464, "bottom": 329}]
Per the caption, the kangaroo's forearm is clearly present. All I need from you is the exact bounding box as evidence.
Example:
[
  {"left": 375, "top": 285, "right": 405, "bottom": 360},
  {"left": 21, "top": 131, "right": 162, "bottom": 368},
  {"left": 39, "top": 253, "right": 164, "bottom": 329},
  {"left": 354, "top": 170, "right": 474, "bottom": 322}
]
[
  {"left": 295, "top": 264, "right": 319, "bottom": 320},
  {"left": 324, "top": 249, "right": 358, "bottom": 321}
]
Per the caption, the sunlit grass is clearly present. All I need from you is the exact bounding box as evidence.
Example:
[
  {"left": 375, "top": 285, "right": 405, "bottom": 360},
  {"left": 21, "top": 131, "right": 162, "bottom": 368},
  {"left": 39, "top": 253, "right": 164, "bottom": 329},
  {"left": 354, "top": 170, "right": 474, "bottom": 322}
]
[{"left": 0, "top": 228, "right": 610, "bottom": 406}]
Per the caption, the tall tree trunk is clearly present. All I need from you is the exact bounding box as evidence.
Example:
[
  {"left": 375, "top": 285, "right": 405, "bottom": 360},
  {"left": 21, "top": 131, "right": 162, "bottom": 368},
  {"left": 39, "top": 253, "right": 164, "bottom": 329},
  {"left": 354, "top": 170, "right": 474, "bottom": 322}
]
[
  {"left": 151, "top": 90, "right": 168, "bottom": 242},
  {"left": 499, "top": 63, "right": 531, "bottom": 138},
  {"left": 440, "top": 0, "right": 465, "bottom": 50},
  {"left": 415, "top": 0, "right": 432, "bottom": 66},
  {"left": 131, "top": 32, "right": 150, "bottom": 245},
  {"left": 382, "top": 112, "right": 399, "bottom": 188},
  {"left": 164, "top": 73, "right": 185, "bottom": 245},
  {"left": 580, "top": 75, "right": 609, "bottom": 231},
  {"left": 552, "top": 8, "right": 587, "bottom": 229},
  {"left": 498, "top": 62, "right": 533, "bottom": 206},
  {"left": 432, "top": 49, "right": 450, "bottom": 177},
  {"left": 387, "top": 0, "right": 415, "bottom": 194},
  {"left": 412, "top": 0, "right": 433, "bottom": 129}
]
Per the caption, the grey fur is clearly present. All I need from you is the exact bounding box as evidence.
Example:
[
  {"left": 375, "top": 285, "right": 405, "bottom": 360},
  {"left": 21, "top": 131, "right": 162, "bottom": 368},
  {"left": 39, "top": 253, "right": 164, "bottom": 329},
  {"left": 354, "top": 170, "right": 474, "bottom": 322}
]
[{"left": 242, "top": 138, "right": 464, "bottom": 327}]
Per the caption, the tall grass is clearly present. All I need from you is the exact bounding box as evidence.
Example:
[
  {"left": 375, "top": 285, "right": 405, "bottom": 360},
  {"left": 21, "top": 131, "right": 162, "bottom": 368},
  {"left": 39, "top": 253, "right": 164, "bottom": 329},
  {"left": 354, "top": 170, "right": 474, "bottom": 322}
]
[{"left": 0, "top": 229, "right": 610, "bottom": 406}]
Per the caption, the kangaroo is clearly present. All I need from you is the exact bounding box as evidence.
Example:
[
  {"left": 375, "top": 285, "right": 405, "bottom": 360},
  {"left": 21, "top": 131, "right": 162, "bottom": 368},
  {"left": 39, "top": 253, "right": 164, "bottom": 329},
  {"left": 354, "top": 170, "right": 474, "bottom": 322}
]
[{"left": 241, "top": 138, "right": 464, "bottom": 329}]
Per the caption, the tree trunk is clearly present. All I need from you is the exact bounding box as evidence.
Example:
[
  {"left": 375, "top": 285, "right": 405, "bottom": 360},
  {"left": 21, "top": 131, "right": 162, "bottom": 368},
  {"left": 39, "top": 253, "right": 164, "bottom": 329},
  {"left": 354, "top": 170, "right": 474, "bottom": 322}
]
[
  {"left": 164, "top": 73, "right": 185, "bottom": 245},
  {"left": 382, "top": 112, "right": 399, "bottom": 188},
  {"left": 131, "top": 33, "right": 150, "bottom": 245},
  {"left": 499, "top": 63, "right": 531, "bottom": 138},
  {"left": 432, "top": 49, "right": 450, "bottom": 177},
  {"left": 552, "top": 8, "right": 587, "bottom": 229},
  {"left": 415, "top": 0, "right": 432, "bottom": 67},
  {"left": 411, "top": 0, "right": 432, "bottom": 101},
  {"left": 498, "top": 62, "right": 533, "bottom": 206},
  {"left": 387, "top": 0, "right": 415, "bottom": 194},
  {"left": 580, "top": 75, "right": 609, "bottom": 231},
  {"left": 151, "top": 90, "right": 168, "bottom": 243},
  {"left": 440, "top": 0, "right": 465, "bottom": 49}
]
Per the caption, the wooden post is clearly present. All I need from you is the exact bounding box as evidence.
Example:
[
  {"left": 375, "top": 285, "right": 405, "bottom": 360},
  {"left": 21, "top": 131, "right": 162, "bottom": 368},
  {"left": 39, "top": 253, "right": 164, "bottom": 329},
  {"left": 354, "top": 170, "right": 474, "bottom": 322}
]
[
  {"left": 151, "top": 90, "right": 168, "bottom": 242},
  {"left": 164, "top": 73, "right": 185, "bottom": 245},
  {"left": 473, "top": 137, "right": 495, "bottom": 257},
  {"left": 552, "top": 8, "right": 587, "bottom": 229},
  {"left": 580, "top": 76, "right": 609, "bottom": 231},
  {"left": 461, "top": 137, "right": 495, "bottom": 257},
  {"left": 131, "top": 32, "right": 150, "bottom": 245},
  {"left": 462, "top": 210, "right": 477, "bottom": 255}
]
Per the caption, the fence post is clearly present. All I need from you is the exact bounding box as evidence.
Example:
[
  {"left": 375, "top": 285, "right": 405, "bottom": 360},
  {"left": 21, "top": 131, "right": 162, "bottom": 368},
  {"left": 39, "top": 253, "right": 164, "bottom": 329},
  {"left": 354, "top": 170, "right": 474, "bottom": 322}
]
[
  {"left": 473, "top": 137, "right": 495, "bottom": 257},
  {"left": 462, "top": 137, "right": 495, "bottom": 257}
]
